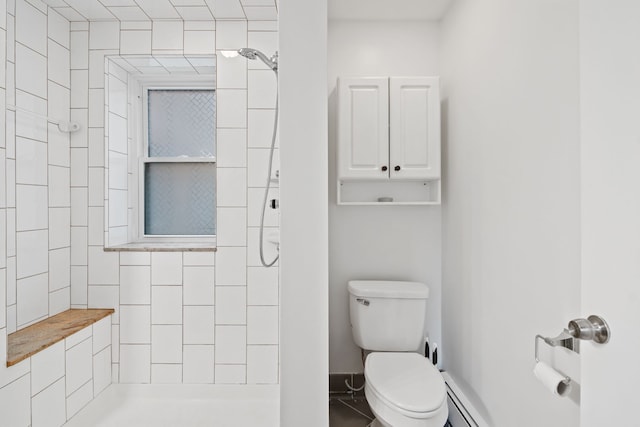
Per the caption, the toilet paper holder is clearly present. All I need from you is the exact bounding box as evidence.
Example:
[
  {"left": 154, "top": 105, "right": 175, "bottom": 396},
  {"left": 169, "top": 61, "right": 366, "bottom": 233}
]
[
  {"left": 535, "top": 314, "right": 611, "bottom": 362},
  {"left": 535, "top": 331, "right": 579, "bottom": 362}
]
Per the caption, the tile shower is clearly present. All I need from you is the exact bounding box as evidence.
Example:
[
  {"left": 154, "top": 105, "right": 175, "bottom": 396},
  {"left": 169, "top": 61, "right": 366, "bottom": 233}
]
[{"left": 0, "top": 0, "right": 280, "bottom": 423}]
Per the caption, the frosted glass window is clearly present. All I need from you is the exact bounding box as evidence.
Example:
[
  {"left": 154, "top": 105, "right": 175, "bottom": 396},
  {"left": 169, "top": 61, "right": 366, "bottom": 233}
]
[
  {"left": 144, "top": 87, "right": 216, "bottom": 237},
  {"left": 145, "top": 163, "right": 216, "bottom": 235},
  {"left": 148, "top": 89, "right": 216, "bottom": 157}
]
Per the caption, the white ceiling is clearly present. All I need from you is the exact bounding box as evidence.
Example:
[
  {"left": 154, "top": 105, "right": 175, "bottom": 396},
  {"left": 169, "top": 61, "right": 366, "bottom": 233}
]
[
  {"left": 40, "top": 0, "right": 278, "bottom": 21},
  {"left": 329, "top": 0, "right": 451, "bottom": 21}
]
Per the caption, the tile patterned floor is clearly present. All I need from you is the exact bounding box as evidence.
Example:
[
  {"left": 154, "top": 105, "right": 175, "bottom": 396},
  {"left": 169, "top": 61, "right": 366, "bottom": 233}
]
[
  {"left": 329, "top": 396, "right": 453, "bottom": 427},
  {"left": 329, "top": 397, "right": 375, "bottom": 427}
]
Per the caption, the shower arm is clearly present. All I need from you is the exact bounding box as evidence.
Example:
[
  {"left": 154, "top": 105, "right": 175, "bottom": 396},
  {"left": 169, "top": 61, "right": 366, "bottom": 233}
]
[{"left": 254, "top": 50, "right": 278, "bottom": 70}]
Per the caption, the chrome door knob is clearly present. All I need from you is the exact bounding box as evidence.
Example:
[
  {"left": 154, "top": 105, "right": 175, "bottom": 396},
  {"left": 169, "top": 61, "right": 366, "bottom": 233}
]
[{"left": 568, "top": 315, "right": 610, "bottom": 344}]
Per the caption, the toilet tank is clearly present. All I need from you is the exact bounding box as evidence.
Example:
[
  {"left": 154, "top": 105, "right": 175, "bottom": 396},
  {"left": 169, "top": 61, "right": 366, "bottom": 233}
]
[{"left": 348, "top": 280, "right": 429, "bottom": 352}]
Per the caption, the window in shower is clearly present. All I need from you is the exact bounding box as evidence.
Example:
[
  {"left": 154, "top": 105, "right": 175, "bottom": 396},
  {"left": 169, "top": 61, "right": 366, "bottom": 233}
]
[{"left": 141, "top": 85, "right": 216, "bottom": 239}]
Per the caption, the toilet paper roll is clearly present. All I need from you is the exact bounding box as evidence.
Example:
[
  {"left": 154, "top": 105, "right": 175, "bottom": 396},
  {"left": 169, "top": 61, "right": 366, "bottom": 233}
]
[{"left": 534, "top": 361, "right": 571, "bottom": 397}]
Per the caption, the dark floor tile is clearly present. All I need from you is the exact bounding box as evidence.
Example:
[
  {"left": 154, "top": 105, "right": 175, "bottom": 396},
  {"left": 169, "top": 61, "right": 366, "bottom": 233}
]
[
  {"left": 329, "top": 398, "right": 373, "bottom": 427},
  {"left": 330, "top": 391, "right": 356, "bottom": 400},
  {"left": 330, "top": 373, "right": 352, "bottom": 394},
  {"left": 340, "top": 397, "right": 374, "bottom": 420}
]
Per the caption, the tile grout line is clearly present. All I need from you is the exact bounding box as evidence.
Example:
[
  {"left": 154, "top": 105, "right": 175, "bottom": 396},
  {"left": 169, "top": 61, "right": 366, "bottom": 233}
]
[{"left": 336, "top": 398, "right": 374, "bottom": 422}]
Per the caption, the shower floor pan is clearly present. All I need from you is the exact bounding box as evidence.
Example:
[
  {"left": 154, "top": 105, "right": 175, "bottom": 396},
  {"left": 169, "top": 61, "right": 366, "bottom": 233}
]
[{"left": 63, "top": 384, "right": 279, "bottom": 427}]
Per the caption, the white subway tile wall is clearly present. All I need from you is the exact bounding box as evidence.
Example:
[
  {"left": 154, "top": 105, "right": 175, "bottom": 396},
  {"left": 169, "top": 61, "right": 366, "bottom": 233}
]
[
  {"left": 0, "top": 316, "right": 114, "bottom": 427},
  {"left": 3, "top": 1, "right": 73, "bottom": 332},
  {"left": 66, "top": 377, "right": 94, "bottom": 418},
  {"left": 32, "top": 377, "right": 66, "bottom": 427},
  {"left": 1, "top": 0, "right": 279, "bottom": 422}
]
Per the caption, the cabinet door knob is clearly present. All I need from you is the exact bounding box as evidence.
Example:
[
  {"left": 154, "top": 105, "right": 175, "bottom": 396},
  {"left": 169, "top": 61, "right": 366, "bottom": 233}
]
[
  {"left": 394, "top": 165, "right": 401, "bottom": 171},
  {"left": 381, "top": 166, "right": 388, "bottom": 172}
]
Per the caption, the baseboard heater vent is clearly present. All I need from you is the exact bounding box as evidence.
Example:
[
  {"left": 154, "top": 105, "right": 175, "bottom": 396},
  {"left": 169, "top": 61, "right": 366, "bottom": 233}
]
[{"left": 442, "top": 372, "right": 490, "bottom": 427}]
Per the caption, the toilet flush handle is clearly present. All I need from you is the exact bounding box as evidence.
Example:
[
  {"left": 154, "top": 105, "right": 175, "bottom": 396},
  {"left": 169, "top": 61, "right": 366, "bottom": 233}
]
[{"left": 356, "top": 298, "right": 370, "bottom": 307}]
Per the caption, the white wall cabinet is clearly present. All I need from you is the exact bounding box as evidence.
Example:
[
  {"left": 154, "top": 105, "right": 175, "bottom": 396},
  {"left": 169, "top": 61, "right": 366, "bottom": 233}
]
[{"left": 337, "top": 76, "right": 441, "bottom": 205}]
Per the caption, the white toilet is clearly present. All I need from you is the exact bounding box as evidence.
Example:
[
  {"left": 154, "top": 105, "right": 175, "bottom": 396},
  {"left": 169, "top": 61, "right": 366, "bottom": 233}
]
[{"left": 348, "top": 280, "right": 448, "bottom": 427}]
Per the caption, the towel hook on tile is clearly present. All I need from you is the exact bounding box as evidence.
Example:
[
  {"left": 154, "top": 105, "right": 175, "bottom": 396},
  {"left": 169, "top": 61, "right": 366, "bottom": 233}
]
[{"left": 7, "top": 104, "right": 81, "bottom": 133}]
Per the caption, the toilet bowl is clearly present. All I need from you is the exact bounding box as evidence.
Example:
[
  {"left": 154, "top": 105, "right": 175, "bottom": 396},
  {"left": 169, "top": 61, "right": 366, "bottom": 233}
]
[{"left": 364, "top": 352, "right": 448, "bottom": 427}]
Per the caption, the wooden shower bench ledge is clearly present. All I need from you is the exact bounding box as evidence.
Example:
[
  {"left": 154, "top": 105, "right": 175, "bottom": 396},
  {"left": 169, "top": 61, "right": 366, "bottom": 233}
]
[{"left": 7, "top": 308, "right": 114, "bottom": 367}]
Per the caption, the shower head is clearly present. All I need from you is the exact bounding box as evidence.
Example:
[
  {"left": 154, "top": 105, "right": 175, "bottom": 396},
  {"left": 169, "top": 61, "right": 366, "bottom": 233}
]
[{"left": 238, "top": 48, "right": 278, "bottom": 72}]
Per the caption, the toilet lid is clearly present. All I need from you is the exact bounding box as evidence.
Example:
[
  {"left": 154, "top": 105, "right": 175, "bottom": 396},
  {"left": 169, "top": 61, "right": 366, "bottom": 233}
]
[{"left": 365, "top": 352, "right": 446, "bottom": 414}]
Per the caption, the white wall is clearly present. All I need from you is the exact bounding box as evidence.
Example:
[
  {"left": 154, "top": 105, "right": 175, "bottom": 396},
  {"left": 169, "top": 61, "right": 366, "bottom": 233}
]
[
  {"left": 2, "top": 4, "right": 280, "bottom": 389},
  {"left": 69, "top": 19, "right": 280, "bottom": 385},
  {"left": 0, "top": 0, "right": 6, "bottom": 356},
  {"left": 3, "top": 0, "right": 72, "bottom": 334},
  {"left": 440, "top": 1, "right": 581, "bottom": 426},
  {"left": 328, "top": 20, "right": 441, "bottom": 373},
  {"left": 580, "top": 1, "right": 640, "bottom": 425},
  {"left": 279, "top": 0, "right": 328, "bottom": 425},
  {"left": 0, "top": 1, "right": 284, "bottom": 422}
]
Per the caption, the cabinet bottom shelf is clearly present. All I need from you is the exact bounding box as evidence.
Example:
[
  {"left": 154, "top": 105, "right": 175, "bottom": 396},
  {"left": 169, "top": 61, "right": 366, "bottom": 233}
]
[{"left": 337, "top": 179, "right": 440, "bottom": 205}]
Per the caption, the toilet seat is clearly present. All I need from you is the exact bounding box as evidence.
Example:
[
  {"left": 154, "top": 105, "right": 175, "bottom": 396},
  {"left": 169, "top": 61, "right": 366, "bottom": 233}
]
[{"left": 365, "top": 352, "right": 446, "bottom": 419}]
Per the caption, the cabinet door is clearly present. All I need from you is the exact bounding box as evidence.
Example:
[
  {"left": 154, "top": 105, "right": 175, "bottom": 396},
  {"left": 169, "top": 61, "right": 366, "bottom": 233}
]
[
  {"left": 389, "top": 77, "right": 440, "bottom": 180},
  {"left": 337, "top": 77, "right": 389, "bottom": 180}
]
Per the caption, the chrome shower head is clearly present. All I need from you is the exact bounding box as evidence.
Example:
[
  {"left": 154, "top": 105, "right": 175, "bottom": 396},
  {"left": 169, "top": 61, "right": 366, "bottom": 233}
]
[
  {"left": 238, "top": 48, "right": 278, "bottom": 72},
  {"left": 237, "top": 48, "right": 258, "bottom": 60}
]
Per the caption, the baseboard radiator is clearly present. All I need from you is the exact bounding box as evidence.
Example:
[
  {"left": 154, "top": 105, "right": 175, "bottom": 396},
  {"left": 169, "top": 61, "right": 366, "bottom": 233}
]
[{"left": 442, "top": 372, "right": 489, "bottom": 427}]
